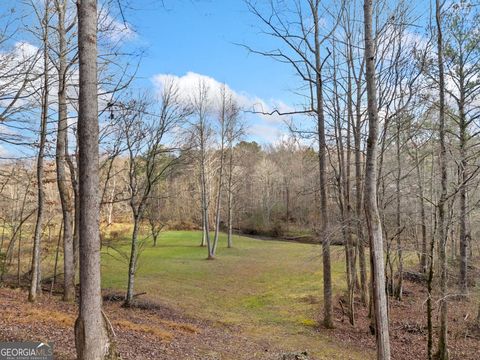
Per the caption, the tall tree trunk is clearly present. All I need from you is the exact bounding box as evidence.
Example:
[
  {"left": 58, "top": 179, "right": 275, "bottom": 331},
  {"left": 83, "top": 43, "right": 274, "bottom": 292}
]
[
  {"left": 435, "top": 0, "right": 449, "bottom": 358},
  {"left": 201, "top": 146, "right": 212, "bottom": 258},
  {"left": 395, "top": 121, "right": 403, "bottom": 300},
  {"left": 309, "top": 0, "right": 332, "bottom": 329},
  {"left": 427, "top": 193, "right": 436, "bottom": 360},
  {"left": 212, "top": 111, "right": 226, "bottom": 255},
  {"left": 458, "top": 94, "right": 468, "bottom": 295},
  {"left": 345, "top": 50, "right": 356, "bottom": 325},
  {"left": 29, "top": 0, "right": 49, "bottom": 302},
  {"left": 227, "top": 144, "right": 234, "bottom": 248},
  {"left": 354, "top": 67, "right": 368, "bottom": 307},
  {"left": 415, "top": 148, "right": 428, "bottom": 273},
  {"left": 333, "top": 51, "right": 355, "bottom": 325},
  {"left": 74, "top": 0, "right": 118, "bottom": 358},
  {"left": 56, "top": 0, "right": 75, "bottom": 302},
  {"left": 364, "top": 0, "right": 391, "bottom": 358}
]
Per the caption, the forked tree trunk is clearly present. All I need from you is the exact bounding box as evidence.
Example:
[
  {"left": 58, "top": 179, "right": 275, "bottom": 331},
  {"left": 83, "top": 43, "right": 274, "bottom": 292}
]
[
  {"left": 29, "top": 0, "right": 50, "bottom": 302},
  {"left": 364, "top": 0, "right": 391, "bottom": 358},
  {"left": 74, "top": 0, "right": 118, "bottom": 358}
]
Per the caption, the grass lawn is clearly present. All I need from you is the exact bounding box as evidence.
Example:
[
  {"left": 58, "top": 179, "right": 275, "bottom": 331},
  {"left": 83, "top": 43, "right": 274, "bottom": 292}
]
[{"left": 101, "top": 230, "right": 373, "bottom": 359}]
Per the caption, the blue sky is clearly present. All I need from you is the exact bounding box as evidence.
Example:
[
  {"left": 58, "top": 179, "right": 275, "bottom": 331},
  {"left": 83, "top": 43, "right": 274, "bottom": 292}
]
[
  {"left": 0, "top": 0, "right": 298, "bottom": 149},
  {"left": 127, "top": 0, "right": 296, "bottom": 104},
  {"left": 0, "top": 0, "right": 432, "bottom": 150},
  {"left": 121, "top": 0, "right": 300, "bottom": 143}
]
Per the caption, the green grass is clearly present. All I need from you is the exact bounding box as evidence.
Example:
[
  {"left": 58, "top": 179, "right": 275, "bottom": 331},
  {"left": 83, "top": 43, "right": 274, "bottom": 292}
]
[{"left": 101, "top": 230, "right": 372, "bottom": 359}]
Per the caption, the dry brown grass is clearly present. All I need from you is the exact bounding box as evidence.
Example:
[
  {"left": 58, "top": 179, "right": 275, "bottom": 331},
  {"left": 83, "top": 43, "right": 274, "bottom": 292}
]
[
  {"left": 2, "top": 306, "right": 75, "bottom": 328},
  {"left": 155, "top": 318, "right": 199, "bottom": 334},
  {"left": 2, "top": 302, "right": 184, "bottom": 343},
  {"left": 113, "top": 319, "right": 173, "bottom": 341}
]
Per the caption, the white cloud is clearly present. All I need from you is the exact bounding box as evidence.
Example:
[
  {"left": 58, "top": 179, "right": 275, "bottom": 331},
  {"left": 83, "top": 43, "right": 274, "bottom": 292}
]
[
  {"left": 102, "top": 17, "right": 137, "bottom": 44},
  {"left": 249, "top": 123, "right": 285, "bottom": 143},
  {"left": 152, "top": 72, "right": 295, "bottom": 143},
  {"left": 152, "top": 72, "right": 246, "bottom": 106}
]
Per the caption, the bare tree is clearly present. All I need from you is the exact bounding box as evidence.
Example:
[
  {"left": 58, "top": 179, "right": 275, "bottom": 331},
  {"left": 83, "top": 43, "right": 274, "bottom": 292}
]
[
  {"left": 190, "top": 81, "right": 215, "bottom": 258},
  {"left": 435, "top": 0, "right": 449, "bottom": 358},
  {"left": 363, "top": 0, "right": 390, "bottom": 358},
  {"left": 74, "top": 0, "right": 118, "bottom": 358},
  {"left": 54, "top": 0, "right": 76, "bottom": 302},
  {"left": 245, "top": 0, "right": 345, "bottom": 329},
  {"left": 442, "top": 1, "right": 480, "bottom": 295},
  {"left": 212, "top": 85, "right": 240, "bottom": 255},
  {"left": 225, "top": 104, "right": 243, "bottom": 248},
  {"left": 119, "top": 84, "right": 188, "bottom": 306},
  {"left": 29, "top": 0, "right": 51, "bottom": 302}
]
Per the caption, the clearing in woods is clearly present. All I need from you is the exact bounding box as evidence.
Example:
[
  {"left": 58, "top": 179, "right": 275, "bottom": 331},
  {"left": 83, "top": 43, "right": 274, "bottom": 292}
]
[
  {"left": 2, "top": 229, "right": 479, "bottom": 359},
  {"left": 101, "top": 229, "right": 363, "bottom": 359}
]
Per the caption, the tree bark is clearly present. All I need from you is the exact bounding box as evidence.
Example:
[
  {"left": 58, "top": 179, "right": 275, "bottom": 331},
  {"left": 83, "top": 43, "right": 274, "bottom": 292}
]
[
  {"left": 395, "top": 120, "right": 403, "bottom": 300},
  {"left": 309, "top": 0, "right": 332, "bottom": 329},
  {"left": 29, "top": 0, "right": 50, "bottom": 302},
  {"left": 364, "top": 0, "right": 391, "bottom": 358},
  {"left": 200, "top": 133, "right": 213, "bottom": 259},
  {"left": 414, "top": 148, "right": 428, "bottom": 273},
  {"left": 125, "top": 215, "right": 141, "bottom": 306},
  {"left": 56, "top": 0, "right": 75, "bottom": 302},
  {"left": 354, "top": 63, "right": 368, "bottom": 307},
  {"left": 435, "top": 0, "right": 449, "bottom": 358},
  {"left": 226, "top": 144, "right": 234, "bottom": 248},
  {"left": 458, "top": 78, "right": 468, "bottom": 295},
  {"left": 74, "top": 0, "right": 118, "bottom": 358},
  {"left": 212, "top": 93, "right": 227, "bottom": 255}
]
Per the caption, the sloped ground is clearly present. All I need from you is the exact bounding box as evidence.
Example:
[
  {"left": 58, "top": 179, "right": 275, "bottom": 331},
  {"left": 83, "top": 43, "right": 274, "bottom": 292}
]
[
  {"left": 2, "top": 229, "right": 480, "bottom": 359},
  {"left": 327, "top": 280, "right": 480, "bottom": 360},
  {"left": 1, "top": 280, "right": 479, "bottom": 360},
  {"left": 0, "top": 287, "right": 285, "bottom": 359}
]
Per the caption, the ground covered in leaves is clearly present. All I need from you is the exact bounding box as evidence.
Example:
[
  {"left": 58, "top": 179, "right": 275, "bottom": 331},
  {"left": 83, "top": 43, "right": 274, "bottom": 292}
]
[
  {"left": 1, "top": 230, "right": 480, "bottom": 359},
  {"left": 1, "top": 280, "right": 479, "bottom": 359},
  {"left": 0, "top": 287, "right": 285, "bottom": 359}
]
